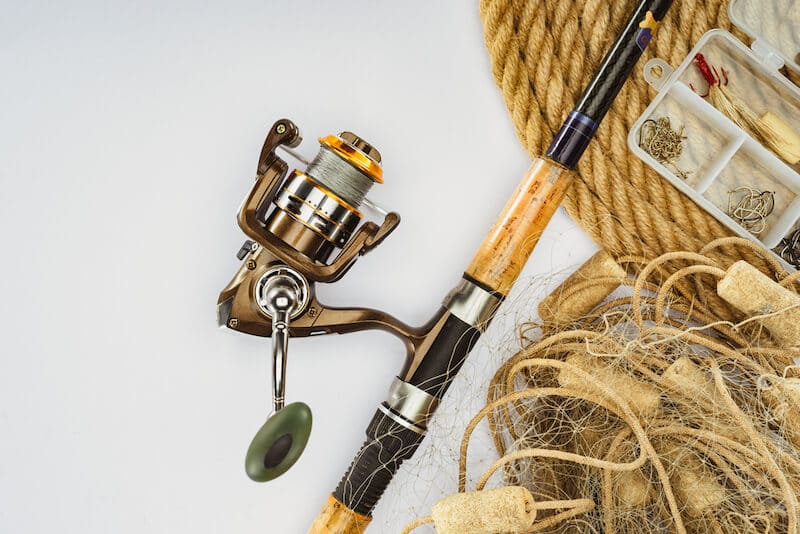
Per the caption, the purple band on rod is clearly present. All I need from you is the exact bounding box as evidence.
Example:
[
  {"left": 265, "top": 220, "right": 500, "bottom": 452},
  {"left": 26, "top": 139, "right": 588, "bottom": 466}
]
[{"left": 545, "top": 111, "right": 599, "bottom": 169}]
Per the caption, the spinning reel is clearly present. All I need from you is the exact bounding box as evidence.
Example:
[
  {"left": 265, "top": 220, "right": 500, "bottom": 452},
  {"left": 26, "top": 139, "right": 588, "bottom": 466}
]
[{"left": 218, "top": 119, "right": 416, "bottom": 481}]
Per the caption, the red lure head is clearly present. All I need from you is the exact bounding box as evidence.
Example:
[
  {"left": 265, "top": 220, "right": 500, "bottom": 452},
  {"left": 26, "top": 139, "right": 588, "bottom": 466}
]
[{"left": 691, "top": 53, "right": 728, "bottom": 98}]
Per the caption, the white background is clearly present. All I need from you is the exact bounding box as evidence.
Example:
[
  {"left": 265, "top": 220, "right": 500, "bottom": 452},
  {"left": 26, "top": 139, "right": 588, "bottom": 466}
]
[{"left": 0, "top": 2, "right": 598, "bottom": 533}]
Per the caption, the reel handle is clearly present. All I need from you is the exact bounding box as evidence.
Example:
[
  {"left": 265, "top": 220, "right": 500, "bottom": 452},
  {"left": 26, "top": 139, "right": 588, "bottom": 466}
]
[
  {"left": 271, "top": 308, "right": 289, "bottom": 412},
  {"left": 264, "top": 277, "right": 295, "bottom": 412},
  {"left": 245, "top": 269, "right": 314, "bottom": 482},
  {"left": 245, "top": 402, "right": 312, "bottom": 482}
]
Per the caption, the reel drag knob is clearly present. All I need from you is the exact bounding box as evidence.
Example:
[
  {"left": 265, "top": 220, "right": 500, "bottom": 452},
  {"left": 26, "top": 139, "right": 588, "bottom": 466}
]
[{"left": 246, "top": 267, "right": 312, "bottom": 482}]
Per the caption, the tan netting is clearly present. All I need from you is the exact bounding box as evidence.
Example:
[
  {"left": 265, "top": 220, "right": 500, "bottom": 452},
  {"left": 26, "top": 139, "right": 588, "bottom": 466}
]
[
  {"left": 399, "top": 7, "right": 800, "bottom": 529},
  {"left": 403, "top": 239, "right": 800, "bottom": 533}
]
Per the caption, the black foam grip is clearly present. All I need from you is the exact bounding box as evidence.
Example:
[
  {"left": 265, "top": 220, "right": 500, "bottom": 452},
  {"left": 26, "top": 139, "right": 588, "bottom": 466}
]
[
  {"left": 333, "top": 408, "right": 424, "bottom": 517},
  {"left": 409, "top": 313, "right": 481, "bottom": 398}
]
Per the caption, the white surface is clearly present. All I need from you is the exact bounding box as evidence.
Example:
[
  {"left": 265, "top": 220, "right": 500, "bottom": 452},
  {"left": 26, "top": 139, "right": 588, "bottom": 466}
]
[{"left": 0, "top": 2, "right": 598, "bottom": 533}]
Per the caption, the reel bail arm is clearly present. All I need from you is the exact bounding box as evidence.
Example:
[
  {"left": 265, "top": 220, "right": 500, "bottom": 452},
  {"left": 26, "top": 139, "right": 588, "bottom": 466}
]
[{"left": 239, "top": 119, "right": 401, "bottom": 284}]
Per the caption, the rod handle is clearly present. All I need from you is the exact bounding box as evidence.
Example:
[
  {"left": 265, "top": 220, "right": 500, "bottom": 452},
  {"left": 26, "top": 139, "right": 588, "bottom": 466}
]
[
  {"left": 331, "top": 408, "right": 425, "bottom": 517},
  {"left": 465, "top": 157, "right": 571, "bottom": 295}
]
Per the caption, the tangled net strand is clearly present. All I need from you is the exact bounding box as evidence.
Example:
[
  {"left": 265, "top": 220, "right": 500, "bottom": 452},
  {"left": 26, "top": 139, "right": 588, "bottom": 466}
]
[{"left": 455, "top": 238, "right": 800, "bottom": 533}]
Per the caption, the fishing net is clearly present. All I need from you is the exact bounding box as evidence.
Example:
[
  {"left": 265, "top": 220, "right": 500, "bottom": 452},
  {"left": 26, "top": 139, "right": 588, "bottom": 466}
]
[{"left": 404, "top": 238, "right": 800, "bottom": 533}]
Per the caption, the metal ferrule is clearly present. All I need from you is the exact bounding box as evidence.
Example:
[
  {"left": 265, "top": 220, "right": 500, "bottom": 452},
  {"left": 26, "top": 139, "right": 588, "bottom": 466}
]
[
  {"left": 380, "top": 378, "right": 440, "bottom": 436},
  {"left": 443, "top": 277, "right": 504, "bottom": 330},
  {"left": 272, "top": 171, "right": 362, "bottom": 247},
  {"left": 545, "top": 111, "right": 599, "bottom": 169}
]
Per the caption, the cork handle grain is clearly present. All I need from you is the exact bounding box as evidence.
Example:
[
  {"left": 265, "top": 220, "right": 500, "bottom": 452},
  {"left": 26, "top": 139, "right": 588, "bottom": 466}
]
[
  {"left": 308, "top": 495, "right": 372, "bottom": 534},
  {"left": 466, "top": 157, "right": 572, "bottom": 294}
]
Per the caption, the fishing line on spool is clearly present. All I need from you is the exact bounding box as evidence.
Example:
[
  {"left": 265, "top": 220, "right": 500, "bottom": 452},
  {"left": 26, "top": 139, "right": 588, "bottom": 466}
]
[{"left": 306, "top": 146, "right": 375, "bottom": 208}]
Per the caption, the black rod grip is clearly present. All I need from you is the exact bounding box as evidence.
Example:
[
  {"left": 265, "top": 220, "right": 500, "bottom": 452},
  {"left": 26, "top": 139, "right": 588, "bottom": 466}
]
[
  {"left": 333, "top": 409, "right": 424, "bottom": 516},
  {"left": 408, "top": 313, "right": 481, "bottom": 397}
]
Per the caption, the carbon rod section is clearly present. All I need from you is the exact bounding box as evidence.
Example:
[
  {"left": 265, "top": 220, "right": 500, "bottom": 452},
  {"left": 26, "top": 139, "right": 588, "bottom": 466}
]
[
  {"left": 547, "top": 0, "right": 673, "bottom": 168},
  {"left": 575, "top": 0, "right": 672, "bottom": 122}
]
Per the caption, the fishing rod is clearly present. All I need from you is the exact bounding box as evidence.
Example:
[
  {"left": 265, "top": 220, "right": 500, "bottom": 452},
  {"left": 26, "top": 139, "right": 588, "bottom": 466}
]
[{"left": 216, "top": 0, "right": 673, "bottom": 531}]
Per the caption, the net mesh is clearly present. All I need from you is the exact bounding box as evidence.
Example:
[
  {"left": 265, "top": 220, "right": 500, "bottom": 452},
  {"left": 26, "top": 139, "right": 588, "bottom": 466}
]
[{"left": 403, "top": 237, "right": 800, "bottom": 533}]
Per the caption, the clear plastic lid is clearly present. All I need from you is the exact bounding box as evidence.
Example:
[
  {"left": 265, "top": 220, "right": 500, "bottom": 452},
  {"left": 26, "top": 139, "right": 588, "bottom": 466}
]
[{"left": 729, "top": 0, "right": 800, "bottom": 73}]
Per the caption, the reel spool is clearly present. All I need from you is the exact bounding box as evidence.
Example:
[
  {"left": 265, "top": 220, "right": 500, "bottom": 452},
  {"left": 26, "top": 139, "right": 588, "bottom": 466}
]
[
  {"left": 262, "top": 132, "right": 384, "bottom": 265},
  {"left": 217, "top": 119, "right": 408, "bottom": 481}
]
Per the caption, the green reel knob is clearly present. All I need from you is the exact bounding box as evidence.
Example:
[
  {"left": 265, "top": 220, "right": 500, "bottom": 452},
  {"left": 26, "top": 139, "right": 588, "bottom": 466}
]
[{"left": 245, "top": 402, "right": 313, "bottom": 482}]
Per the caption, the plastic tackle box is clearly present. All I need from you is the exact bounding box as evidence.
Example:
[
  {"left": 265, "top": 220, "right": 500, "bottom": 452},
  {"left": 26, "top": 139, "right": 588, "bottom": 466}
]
[{"left": 628, "top": 0, "right": 800, "bottom": 268}]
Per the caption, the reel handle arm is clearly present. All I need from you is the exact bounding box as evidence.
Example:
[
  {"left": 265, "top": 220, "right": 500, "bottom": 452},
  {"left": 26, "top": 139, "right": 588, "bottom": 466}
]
[{"left": 271, "top": 311, "right": 290, "bottom": 412}]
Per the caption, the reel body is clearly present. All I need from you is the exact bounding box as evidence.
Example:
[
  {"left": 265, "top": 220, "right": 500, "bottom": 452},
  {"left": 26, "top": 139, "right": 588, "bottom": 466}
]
[
  {"left": 217, "top": 120, "right": 408, "bottom": 340},
  {"left": 218, "top": 119, "right": 426, "bottom": 480}
]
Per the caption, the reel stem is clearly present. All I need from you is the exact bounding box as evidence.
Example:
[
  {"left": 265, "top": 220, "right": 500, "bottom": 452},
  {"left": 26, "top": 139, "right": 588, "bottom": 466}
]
[
  {"left": 258, "top": 272, "right": 307, "bottom": 413},
  {"left": 271, "top": 306, "right": 290, "bottom": 413}
]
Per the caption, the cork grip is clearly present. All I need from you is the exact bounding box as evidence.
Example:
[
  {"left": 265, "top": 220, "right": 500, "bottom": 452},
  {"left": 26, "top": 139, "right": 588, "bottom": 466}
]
[
  {"left": 466, "top": 157, "right": 572, "bottom": 295},
  {"left": 308, "top": 495, "right": 371, "bottom": 534}
]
